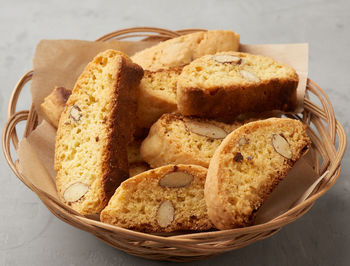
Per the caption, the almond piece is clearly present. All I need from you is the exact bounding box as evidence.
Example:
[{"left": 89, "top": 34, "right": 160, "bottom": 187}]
[
  {"left": 238, "top": 137, "right": 248, "bottom": 146},
  {"left": 159, "top": 171, "right": 194, "bottom": 188},
  {"left": 213, "top": 54, "right": 242, "bottom": 64},
  {"left": 63, "top": 182, "right": 89, "bottom": 203},
  {"left": 185, "top": 120, "right": 228, "bottom": 139},
  {"left": 157, "top": 200, "right": 175, "bottom": 227},
  {"left": 70, "top": 105, "right": 82, "bottom": 122},
  {"left": 240, "top": 70, "right": 260, "bottom": 82},
  {"left": 272, "top": 134, "right": 292, "bottom": 159}
]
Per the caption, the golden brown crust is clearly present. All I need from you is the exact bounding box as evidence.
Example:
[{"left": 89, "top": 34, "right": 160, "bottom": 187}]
[
  {"left": 41, "top": 86, "right": 72, "bottom": 127},
  {"left": 178, "top": 79, "right": 298, "bottom": 120},
  {"left": 177, "top": 52, "right": 299, "bottom": 120},
  {"left": 205, "top": 118, "right": 311, "bottom": 229},
  {"left": 103, "top": 55, "right": 144, "bottom": 199}
]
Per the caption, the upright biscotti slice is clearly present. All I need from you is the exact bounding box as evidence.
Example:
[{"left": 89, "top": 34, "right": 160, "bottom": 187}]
[
  {"left": 41, "top": 86, "right": 72, "bottom": 128},
  {"left": 100, "top": 164, "right": 212, "bottom": 232},
  {"left": 131, "top": 30, "right": 240, "bottom": 71},
  {"left": 140, "top": 113, "right": 249, "bottom": 168},
  {"left": 136, "top": 67, "right": 182, "bottom": 130},
  {"left": 177, "top": 52, "right": 299, "bottom": 120},
  {"left": 205, "top": 118, "right": 311, "bottom": 230},
  {"left": 55, "top": 50, "right": 143, "bottom": 215}
]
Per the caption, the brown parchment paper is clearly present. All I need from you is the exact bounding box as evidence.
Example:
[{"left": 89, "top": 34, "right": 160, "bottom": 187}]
[{"left": 17, "top": 38, "right": 313, "bottom": 225}]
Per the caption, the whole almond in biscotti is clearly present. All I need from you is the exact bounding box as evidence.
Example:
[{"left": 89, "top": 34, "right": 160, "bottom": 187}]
[
  {"left": 214, "top": 54, "right": 242, "bottom": 64},
  {"left": 177, "top": 51, "right": 299, "bottom": 120},
  {"left": 63, "top": 182, "right": 89, "bottom": 203},
  {"left": 184, "top": 120, "right": 228, "bottom": 139},
  {"left": 205, "top": 118, "right": 311, "bottom": 230},
  {"left": 159, "top": 171, "right": 194, "bottom": 188},
  {"left": 55, "top": 49, "right": 143, "bottom": 215},
  {"left": 157, "top": 200, "right": 175, "bottom": 227},
  {"left": 100, "top": 164, "right": 213, "bottom": 233}
]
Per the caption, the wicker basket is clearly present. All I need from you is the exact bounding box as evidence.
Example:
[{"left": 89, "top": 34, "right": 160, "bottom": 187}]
[{"left": 2, "top": 27, "right": 347, "bottom": 262}]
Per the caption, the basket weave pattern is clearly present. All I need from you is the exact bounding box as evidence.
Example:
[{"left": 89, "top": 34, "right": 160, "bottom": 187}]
[{"left": 1, "top": 27, "right": 347, "bottom": 262}]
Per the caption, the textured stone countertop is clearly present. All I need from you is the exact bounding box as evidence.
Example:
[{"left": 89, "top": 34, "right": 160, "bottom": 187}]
[{"left": 1, "top": 0, "right": 349, "bottom": 265}]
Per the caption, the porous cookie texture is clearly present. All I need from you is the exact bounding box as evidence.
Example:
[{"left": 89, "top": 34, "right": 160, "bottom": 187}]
[
  {"left": 129, "top": 162, "right": 150, "bottom": 177},
  {"left": 136, "top": 67, "right": 182, "bottom": 130},
  {"left": 177, "top": 52, "right": 299, "bottom": 120},
  {"left": 131, "top": 30, "right": 240, "bottom": 71},
  {"left": 41, "top": 86, "right": 72, "bottom": 128},
  {"left": 127, "top": 140, "right": 144, "bottom": 165},
  {"left": 205, "top": 118, "right": 311, "bottom": 229},
  {"left": 127, "top": 140, "right": 150, "bottom": 177},
  {"left": 55, "top": 49, "right": 143, "bottom": 215},
  {"left": 100, "top": 164, "right": 212, "bottom": 232},
  {"left": 140, "top": 113, "right": 249, "bottom": 168}
]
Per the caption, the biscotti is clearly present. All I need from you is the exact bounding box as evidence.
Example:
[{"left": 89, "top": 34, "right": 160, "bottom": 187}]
[
  {"left": 131, "top": 30, "right": 240, "bottom": 71},
  {"left": 100, "top": 164, "right": 212, "bottom": 232},
  {"left": 140, "top": 113, "right": 249, "bottom": 168},
  {"left": 177, "top": 52, "right": 299, "bottom": 120},
  {"left": 127, "top": 140, "right": 150, "bottom": 177},
  {"left": 205, "top": 118, "right": 310, "bottom": 229},
  {"left": 41, "top": 86, "right": 72, "bottom": 128},
  {"left": 136, "top": 67, "right": 182, "bottom": 130},
  {"left": 127, "top": 140, "right": 144, "bottom": 164},
  {"left": 129, "top": 162, "right": 150, "bottom": 177},
  {"left": 55, "top": 49, "right": 143, "bottom": 215}
]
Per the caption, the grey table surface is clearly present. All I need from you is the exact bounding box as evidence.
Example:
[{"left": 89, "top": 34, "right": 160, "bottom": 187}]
[{"left": 1, "top": 0, "right": 349, "bottom": 265}]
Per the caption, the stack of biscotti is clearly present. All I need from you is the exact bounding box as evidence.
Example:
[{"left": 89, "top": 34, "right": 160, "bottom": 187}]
[
  {"left": 50, "top": 29, "right": 311, "bottom": 233},
  {"left": 133, "top": 30, "right": 240, "bottom": 133}
]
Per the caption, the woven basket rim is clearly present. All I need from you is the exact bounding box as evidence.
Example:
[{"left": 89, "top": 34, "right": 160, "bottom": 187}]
[{"left": 1, "top": 27, "right": 347, "bottom": 261}]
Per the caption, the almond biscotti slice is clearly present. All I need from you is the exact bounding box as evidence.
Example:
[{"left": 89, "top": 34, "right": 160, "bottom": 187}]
[
  {"left": 41, "top": 86, "right": 72, "bottom": 128},
  {"left": 136, "top": 67, "right": 182, "bottom": 130},
  {"left": 131, "top": 30, "right": 240, "bottom": 71},
  {"left": 100, "top": 164, "right": 212, "bottom": 232},
  {"left": 55, "top": 49, "right": 143, "bottom": 215},
  {"left": 140, "top": 113, "right": 250, "bottom": 168},
  {"left": 205, "top": 118, "right": 311, "bottom": 230},
  {"left": 177, "top": 52, "right": 299, "bottom": 120}
]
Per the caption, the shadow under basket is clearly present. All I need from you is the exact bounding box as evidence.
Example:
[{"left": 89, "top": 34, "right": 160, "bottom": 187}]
[{"left": 1, "top": 27, "right": 347, "bottom": 262}]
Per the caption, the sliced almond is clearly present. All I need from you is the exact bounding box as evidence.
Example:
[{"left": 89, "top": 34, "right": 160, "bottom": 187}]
[
  {"left": 240, "top": 70, "right": 260, "bottom": 82},
  {"left": 159, "top": 171, "right": 194, "bottom": 188},
  {"left": 63, "top": 182, "right": 89, "bottom": 203},
  {"left": 272, "top": 134, "right": 292, "bottom": 159},
  {"left": 70, "top": 105, "right": 82, "bottom": 122},
  {"left": 213, "top": 54, "right": 242, "bottom": 64},
  {"left": 156, "top": 200, "right": 175, "bottom": 227},
  {"left": 185, "top": 120, "right": 228, "bottom": 139}
]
